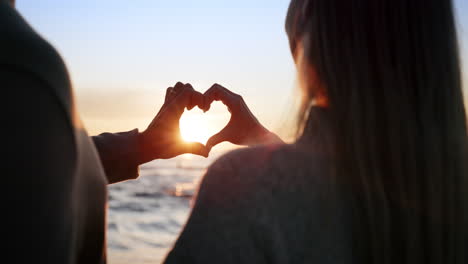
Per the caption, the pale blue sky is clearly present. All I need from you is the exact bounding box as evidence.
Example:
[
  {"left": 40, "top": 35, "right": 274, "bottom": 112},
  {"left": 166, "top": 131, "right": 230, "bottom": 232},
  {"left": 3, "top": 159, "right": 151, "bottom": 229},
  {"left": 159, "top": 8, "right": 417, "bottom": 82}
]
[{"left": 16, "top": 0, "right": 468, "bottom": 136}]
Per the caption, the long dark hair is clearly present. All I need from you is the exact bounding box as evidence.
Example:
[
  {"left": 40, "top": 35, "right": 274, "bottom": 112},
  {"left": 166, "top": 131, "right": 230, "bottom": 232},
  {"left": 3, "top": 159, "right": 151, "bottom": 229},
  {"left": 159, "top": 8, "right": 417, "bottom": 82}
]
[{"left": 286, "top": 0, "right": 468, "bottom": 263}]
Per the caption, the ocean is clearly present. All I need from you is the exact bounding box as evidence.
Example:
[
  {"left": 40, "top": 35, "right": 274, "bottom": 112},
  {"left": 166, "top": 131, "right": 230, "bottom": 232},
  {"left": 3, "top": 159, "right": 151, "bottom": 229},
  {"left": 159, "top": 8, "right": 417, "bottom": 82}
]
[{"left": 107, "top": 149, "right": 230, "bottom": 264}]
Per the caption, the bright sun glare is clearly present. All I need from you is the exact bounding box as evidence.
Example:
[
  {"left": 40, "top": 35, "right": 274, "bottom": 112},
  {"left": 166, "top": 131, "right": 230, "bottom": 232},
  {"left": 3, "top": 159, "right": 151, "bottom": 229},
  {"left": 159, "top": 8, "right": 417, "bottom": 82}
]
[
  {"left": 179, "top": 103, "right": 231, "bottom": 145},
  {"left": 179, "top": 110, "right": 213, "bottom": 144}
]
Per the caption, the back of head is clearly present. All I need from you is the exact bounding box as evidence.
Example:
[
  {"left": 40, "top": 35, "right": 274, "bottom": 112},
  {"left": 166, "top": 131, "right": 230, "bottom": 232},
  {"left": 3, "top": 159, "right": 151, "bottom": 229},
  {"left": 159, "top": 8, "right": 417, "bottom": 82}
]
[{"left": 286, "top": 0, "right": 468, "bottom": 263}]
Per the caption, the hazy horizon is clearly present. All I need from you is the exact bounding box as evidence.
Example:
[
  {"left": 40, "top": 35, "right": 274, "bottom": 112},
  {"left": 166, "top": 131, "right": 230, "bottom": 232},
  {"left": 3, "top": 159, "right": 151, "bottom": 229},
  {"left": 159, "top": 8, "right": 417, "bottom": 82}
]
[{"left": 16, "top": 0, "right": 468, "bottom": 142}]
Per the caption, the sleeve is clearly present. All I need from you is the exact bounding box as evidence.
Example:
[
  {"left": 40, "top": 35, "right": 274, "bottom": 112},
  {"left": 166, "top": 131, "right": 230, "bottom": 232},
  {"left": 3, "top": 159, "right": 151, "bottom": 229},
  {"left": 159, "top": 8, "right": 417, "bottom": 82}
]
[
  {"left": 2, "top": 69, "right": 77, "bottom": 264},
  {"left": 163, "top": 151, "right": 269, "bottom": 264},
  {"left": 92, "top": 130, "right": 141, "bottom": 184}
]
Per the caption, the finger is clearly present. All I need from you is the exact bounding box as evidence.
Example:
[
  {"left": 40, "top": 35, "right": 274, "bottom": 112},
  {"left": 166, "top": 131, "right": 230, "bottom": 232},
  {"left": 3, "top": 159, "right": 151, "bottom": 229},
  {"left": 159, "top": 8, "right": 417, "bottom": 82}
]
[
  {"left": 165, "top": 87, "right": 175, "bottom": 103},
  {"left": 204, "top": 83, "right": 239, "bottom": 110},
  {"left": 179, "top": 142, "right": 209, "bottom": 158},
  {"left": 208, "top": 83, "right": 239, "bottom": 97},
  {"left": 203, "top": 90, "right": 212, "bottom": 112},
  {"left": 204, "top": 99, "right": 211, "bottom": 112},
  {"left": 218, "top": 84, "right": 238, "bottom": 97},
  {"left": 174, "top": 82, "right": 185, "bottom": 93},
  {"left": 206, "top": 128, "right": 229, "bottom": 151},
  {"left": 184, "top": 83, "right": 194, "bottom": 91},
  {"left": 188, "top": 91, "right": 205, "bottom": 110},
  {"left": 173, "top": 83, "right": 196, "bottom": 109},
  {"left": 162, "top": 84, "right": 195, "bottom": 118},
  {"left": 155, "top": 87, "right": 175, "bottom": 119}
]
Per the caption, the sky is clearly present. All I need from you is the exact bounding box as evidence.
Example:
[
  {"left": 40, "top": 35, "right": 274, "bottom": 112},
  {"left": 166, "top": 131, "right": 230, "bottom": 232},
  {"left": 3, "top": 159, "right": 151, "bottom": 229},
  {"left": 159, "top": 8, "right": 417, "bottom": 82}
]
[{"left": 15, "top": 0, "right": 468, "bottom": 141}]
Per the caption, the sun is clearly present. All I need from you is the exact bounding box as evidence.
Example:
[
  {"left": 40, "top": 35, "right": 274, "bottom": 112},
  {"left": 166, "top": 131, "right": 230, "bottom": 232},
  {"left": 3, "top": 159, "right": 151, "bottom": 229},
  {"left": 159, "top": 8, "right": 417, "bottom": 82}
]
[{"left": 179, "top": 110, "right": 211, "bottom": 144}]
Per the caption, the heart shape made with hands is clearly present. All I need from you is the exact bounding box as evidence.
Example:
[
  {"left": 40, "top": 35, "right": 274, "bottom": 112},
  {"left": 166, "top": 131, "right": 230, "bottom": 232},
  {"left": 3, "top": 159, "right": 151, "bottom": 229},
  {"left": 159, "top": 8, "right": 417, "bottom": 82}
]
[{"left": 179, "top": 101, "right": 230, "bottom": 146}]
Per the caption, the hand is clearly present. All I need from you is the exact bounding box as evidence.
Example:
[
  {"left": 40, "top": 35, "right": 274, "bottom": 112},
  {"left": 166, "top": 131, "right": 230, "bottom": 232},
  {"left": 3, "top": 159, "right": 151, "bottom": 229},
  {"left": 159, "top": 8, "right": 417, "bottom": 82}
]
[
  {"left": 203, "top": 84, "right": 283, "bottom": 150},
  {"left": 138, "top": 82, "right": 209, "bottom": 163}
]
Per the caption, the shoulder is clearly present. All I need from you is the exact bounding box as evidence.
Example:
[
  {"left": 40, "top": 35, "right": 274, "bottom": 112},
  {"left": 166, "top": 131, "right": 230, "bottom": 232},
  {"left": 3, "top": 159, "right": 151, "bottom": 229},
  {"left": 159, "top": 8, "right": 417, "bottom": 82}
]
[
  {"left": 208, "top": 144, "right": 284, "bottom": 175},
  {"left": 0, "top": 8, "right": 68, "bottom": 76},
  {"left": 203, "top": 144, "right": 287, "bottom": 186},
  {"left": 0, "top": 4, "right": 73, "bottom": 112},
  {"left": 198, "top": 143, "right": 333, "bottom": 207},
  {"left": 206, "top": 142, "right": 332, "bottom": 183}
]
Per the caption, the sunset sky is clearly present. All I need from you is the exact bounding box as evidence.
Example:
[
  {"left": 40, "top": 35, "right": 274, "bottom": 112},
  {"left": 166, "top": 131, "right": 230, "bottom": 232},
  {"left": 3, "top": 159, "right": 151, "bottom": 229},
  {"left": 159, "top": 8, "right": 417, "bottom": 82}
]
[{"left": 16, "top": 0, "right": 468, "bottom": 142}]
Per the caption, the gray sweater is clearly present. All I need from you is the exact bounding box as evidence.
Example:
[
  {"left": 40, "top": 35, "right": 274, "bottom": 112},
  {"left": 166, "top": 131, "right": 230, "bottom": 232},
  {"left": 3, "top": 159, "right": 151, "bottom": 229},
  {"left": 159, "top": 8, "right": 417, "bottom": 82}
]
[{"left": 165, "top": 108, "right": 353, "bottom": 264}]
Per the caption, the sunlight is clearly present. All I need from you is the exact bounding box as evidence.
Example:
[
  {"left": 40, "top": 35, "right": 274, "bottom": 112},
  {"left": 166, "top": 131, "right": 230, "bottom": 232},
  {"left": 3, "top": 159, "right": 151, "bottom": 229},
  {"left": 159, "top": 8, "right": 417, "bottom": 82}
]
[
  {"left": 179, "top": 103, "right": 231, "bottom": 146},
  {"left": 179, "top": 110, "right": 213, "bottom": 144}
]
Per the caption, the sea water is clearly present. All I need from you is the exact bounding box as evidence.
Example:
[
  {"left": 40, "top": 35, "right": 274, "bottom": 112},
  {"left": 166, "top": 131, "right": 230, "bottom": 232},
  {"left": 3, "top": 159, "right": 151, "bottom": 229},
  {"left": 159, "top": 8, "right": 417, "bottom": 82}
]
[{"left": 107, "top": 149, "right": 229, "bottom": 264}]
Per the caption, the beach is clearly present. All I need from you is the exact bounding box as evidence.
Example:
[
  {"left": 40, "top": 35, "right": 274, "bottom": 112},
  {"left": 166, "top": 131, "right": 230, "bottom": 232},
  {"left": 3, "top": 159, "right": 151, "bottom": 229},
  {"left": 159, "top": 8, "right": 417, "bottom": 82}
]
[{"left": 107, "top": 149, "right": 229, "bottom": 264}]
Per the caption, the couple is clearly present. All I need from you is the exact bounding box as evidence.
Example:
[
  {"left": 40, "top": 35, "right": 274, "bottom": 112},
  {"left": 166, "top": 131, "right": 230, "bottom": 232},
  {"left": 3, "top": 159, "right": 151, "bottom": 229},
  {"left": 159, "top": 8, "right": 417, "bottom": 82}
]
[{"left": 2, "top": 0, "right": 467, "bottom": 264}]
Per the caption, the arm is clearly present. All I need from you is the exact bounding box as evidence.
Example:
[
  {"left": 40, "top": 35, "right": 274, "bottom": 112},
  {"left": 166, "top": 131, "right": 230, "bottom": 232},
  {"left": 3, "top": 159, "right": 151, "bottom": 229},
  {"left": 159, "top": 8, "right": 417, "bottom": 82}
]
[
  {"left": 93, "top": 82, "right": 210, "bottom": 184},
  {"left": 92, "top": 130, "right": 140, "bottom": 184},
  {"left": 2, "top": 69, "right": 76, "bottom": 263}
]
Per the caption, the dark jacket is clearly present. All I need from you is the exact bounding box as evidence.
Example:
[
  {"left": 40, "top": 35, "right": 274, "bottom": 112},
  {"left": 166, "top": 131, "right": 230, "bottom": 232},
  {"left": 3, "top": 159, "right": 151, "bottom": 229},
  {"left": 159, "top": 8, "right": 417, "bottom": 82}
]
[{"left": 1, "top": 2, "right": 140, "bottom": 263}]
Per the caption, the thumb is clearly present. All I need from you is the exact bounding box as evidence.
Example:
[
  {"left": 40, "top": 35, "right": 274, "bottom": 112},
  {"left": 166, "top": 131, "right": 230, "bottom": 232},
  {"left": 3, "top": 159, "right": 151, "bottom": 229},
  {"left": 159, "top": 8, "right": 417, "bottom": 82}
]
[
  {"left": 180, "top": 141, "right": 209, "bottom": 158},
  {"left": 206, "top": 129, "right": 229, "bottom": 151}
]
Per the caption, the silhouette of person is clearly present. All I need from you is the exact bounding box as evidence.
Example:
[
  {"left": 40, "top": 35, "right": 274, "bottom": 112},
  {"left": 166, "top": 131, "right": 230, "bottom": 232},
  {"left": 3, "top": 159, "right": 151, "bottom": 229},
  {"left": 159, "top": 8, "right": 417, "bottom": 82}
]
[{"left": 164, "top": 0, "right": 468, "bottom": 263}]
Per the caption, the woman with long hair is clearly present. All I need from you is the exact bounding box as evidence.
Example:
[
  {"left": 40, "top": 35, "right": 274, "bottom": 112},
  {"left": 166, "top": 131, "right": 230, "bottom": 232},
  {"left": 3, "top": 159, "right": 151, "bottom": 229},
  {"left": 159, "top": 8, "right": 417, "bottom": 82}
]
[{"left": 165, "top": 0, "right": 468, "bottom": 263}]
